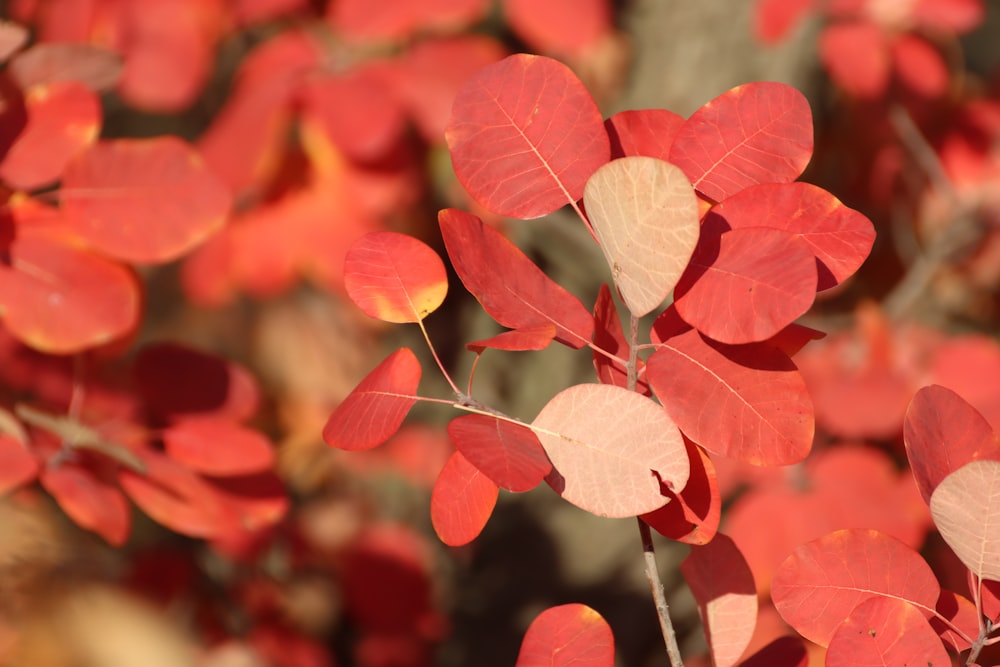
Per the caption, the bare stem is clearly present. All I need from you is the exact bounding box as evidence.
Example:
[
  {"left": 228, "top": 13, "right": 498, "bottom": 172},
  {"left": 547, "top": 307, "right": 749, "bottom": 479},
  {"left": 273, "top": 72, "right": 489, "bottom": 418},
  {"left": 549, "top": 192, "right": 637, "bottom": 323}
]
[
  {"left": 416, "top": 318, "right": 463, "bottom": 397},
  {"left": 638, "top": 518, "right": 685, "bottom": 667},
  {"left": 627, "top": 313, "right": 683, "bottom": 666}
]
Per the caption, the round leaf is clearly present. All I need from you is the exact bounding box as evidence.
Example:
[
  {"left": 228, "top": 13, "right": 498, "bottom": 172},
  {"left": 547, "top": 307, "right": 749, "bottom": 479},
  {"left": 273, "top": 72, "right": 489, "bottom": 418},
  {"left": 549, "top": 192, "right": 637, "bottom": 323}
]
[
  {"left": 532, "top": 384, "right": 689, "bottom": 518},
  {"left": 60, "top": 136, "right": 232, "bottom": 264},
  {"left": 163, "top": 417, "right": 275, "bottom": 477},
  {"left": 515, "top": 604, "right": 614, "bottom": 667},
  {"left": 431, "top": 450, "right": 498, "bottom": 547},
  {"left": 344, "top": 231, "right": 448, "bottom": 323},
  {"left": 446, "top": 54, "right": 609, "bottom": 219},
  {"left": 583, "top": 157, "right": 699, "bottom": 317},
  {"left": 930, "top": 460, "right": 1000, "bottom": 581},
  {"left": 448, "top": 414, "right": 551, "bottom": 492},
  {"left": 826, "top": 597, "right": 950, "bottom": 667}
]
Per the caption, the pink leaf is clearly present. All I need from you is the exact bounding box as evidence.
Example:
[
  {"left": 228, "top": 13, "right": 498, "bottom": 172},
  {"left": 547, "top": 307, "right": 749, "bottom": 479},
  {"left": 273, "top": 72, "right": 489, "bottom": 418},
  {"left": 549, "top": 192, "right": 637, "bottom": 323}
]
[
  {"left": 669, "top": 82, "right": 813, "bottom": 202},
  {"left": 448, "top": 414, "right": 550, "bottom": 492},
  {"left": 446, "top": 54, "right": 609, "bottom": 218},
  {"left": 532, "top": 384, "right": 689, "bottom": 518},
  {"left": 771, "top": 529, "right": 940, "bottom": 647},
  {"left": 515, "top": 604, "right": 614, "bottom": 667},
  {"left": 681, "top": 534, "right": 757, "bottom": 667},
  {"left": 930, "top": 460, "right": 1000, "bottom": 581},
  {"left": 323, "top": 348, "right": 422, "bottom": 451},
  {"left": 439, "top": 208, "right": 594, "bottom": 348},
  {"left": 583, "top": 156, "right": 700, "bottom": 317},
  {"left": 430, "top": 450, "right": 498, "bottom": 546},
  {"left": 673, "top": 226, "right": 817, "bottom": 344}
]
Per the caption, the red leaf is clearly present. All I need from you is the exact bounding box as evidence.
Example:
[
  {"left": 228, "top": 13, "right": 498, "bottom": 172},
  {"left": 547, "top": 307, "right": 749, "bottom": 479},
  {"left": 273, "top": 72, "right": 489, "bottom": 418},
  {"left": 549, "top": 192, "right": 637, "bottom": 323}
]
[
  {"left": 41, "top": 461, "right": 130, "bottom": 546},
  {"left": 448, "top": 414, "right": 550, "bottom": 492},
  {"left": 0, "top": 220, "right": 140, "bottom": 354},
  {"left": 323, "top": 348, "right": 422, "bottom": 451},
  {"left": 210, "top": 470, "right": 289, "bottom": 535},
  {"left": 163, "top": 417, "right": 275, "bottom": 477},
  {"left": 892, "top": 33, "right": 949, "bottom": 98},
  {"left": 707, "top": 182, "right": 875, "bottom": 290},
  {"left": 430, "top": 450, "right": 499, "bottom": 546},
  {"left": 903, "top": 385, "right": 1000, "bottom": 505},
  {"left": 584, "top": 156, "right": 700, "bottom": 317},
  {"left": 0, "top": 81, "right": 100, "bottom": 190},
  {"left": 771, "top": 529, "right": 940, "bottom": 647},
  {"left": 298, "top": 66, "right": 405, "bottom": 163},
  {"left": 533, "top": 384, "right": 689, "bottom": 518},
  {"left": 912, "top": 0, "right": 984, "bottom": 33},
  {"left": 515, "top": 604, "right": 614, "bottom": 667},
  {"left": 765, "top": 323, "right": 826, "bottom": 357},
  {"left": 669, "top": 82, "right": 813, "bottom": 202},
  {"left": 501, "top": 0, "right": 612, "bottom": 55},
  {"left": 592, "top": 283, "right": 649, "bottom": 394},
  {"left": 818, "top": 22, "right": 890, "bottom": 98},
  {"left": 8, "top": 42, "right": 122, "bottom": 91},
  {"left": 134, "top": 343, "right": 261, "bottom": 422},
  {"left": 641, "top": 438, "right": 720, "bottom": 545},
  {"left": 648, "top": 319, "right": 814, "bottom": 466},
  {"left": 931, "top": 589, "right": 979, "bottom": 653},
  {"left": 439, "top": 209, "right": 594, "bottom": 348},
  {"left": 344, "top": 232, "right": 448, "bottom": 324},
  {"left": 930, "top": 460, "right": 1000, "bottom": 581},
  {"left": 466, "top": 324, "right": 556, "bottom": 352},
  {"left": 119, "top": 449, "right": 237, "bottom": 539},
  {"left": 446, "top": 54, "right": 609, "bottom": 219},
  {"left": 681, "top": 534, "right": 757, "bottom": 667},
  {"left": 391, "top": 35, "right": 507, "bottom": 144},
  {"left": 0, "top": 434, "right": 38, "bottom": 494},
  {"left": 604, "top": 109, "right": 684, "bottom": 160},
  {"left": 754, "top": 0, "right": 814, "bottom": 44},
  {"left": 825, "top": 597, "right": 950, "bottom": 667},
  {"left": 60, "top": 136, "right": 232, "bottom": 264},
  {"left": 327, "top": 0, "right": 488, "bottom": 43},
  {"left": 673, "top": 226, "right": 817, "bottom": 344}
]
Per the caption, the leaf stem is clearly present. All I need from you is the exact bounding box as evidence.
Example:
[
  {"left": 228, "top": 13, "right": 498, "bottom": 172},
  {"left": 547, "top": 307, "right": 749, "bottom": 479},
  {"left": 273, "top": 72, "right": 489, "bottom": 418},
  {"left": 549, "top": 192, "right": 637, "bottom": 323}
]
[
  {"left": 627, "top": 312, "right": 683, "bottom": 666},
  {"left": 416, "top": 318, "right": 463, "bottom": 396}
]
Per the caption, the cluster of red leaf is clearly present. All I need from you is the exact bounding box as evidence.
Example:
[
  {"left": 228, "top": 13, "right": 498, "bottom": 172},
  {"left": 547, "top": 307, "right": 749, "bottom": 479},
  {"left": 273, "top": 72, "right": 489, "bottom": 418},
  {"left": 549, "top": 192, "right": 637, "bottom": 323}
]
[
  {"left": 326, "top": 52, "right": 882, "bottom": 666},
  {"left": 755, "top": 0, "right": 984, "bottom": 99}
]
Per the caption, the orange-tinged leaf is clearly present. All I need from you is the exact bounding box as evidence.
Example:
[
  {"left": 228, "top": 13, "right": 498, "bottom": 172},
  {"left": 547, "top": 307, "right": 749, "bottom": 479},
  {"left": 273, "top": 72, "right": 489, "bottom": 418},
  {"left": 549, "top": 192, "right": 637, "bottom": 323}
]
[
  {"left": 904, "top": 385, "right": 1000, "bottom": 505},
  {"left": 681, "top": 534, "right": 757, "bottom": 667},
  {"left": 41, "top": 461, "right": 130, "bottom": 546},
  {"left": 323, "top": 348, "right": 422, "bottom": 451},
  {"left": 648, "top": 316, "right": 814, "bottom": 466},
  {"left": 669, "top": 82, "right": 813, "bottom": 202},
  {"left": 119, "top": 449, "right": 237, "bottom": 539},
  {"left": 673, "top": 226, "right": 817, "bottom": 345},
  {"left": 0, "top": 434, "right": 38, "bottom": 494},
  {"left": 532, "top": 384, "right": 689, "bottom": 518},
  {"left": 930, "top": 460, "right": 1000, "bottom": 581},
  {"left": 641, "top": 438, "right": 720, "bottom": 545},
  {"left": 515, "top": 604, "right": 614, "bottom": 667},
  {"left": 439, "top": 208, "right": 594, "bottom": 348},
  {"left": 0, "top": 81, "right": 100, "bottom": 190},
  {"left": 707, "top": 182, "right": 875, "bottom": 291},
  {"left": 431, "top": 450, "right": 498, "bottom": 546},
  {"left": 344, "top": 232, "right": 448, "bottom": 323},
  {"left": 825, "top": 597, "right": 950, "bottom": 667},
  {"left": 448, "top": 414, "right": 550, "bottom": 492},
  {"left": 0, "top": 225, "right": 141, "bottom": 354},
  {"left": 583, "top": 157, "right": 700, "bottom": 317},
  {"left": 446, "top": 54, "right": 610, "bottom": 219},
  {"left": 60, "top": 136, "right": 232, "bottom": 264},
  {"left": 771, "top": 529, "right": 940, "bottom": 647},
  {"left": 163, "top": 417, "right": 275, "bottom": 477}
]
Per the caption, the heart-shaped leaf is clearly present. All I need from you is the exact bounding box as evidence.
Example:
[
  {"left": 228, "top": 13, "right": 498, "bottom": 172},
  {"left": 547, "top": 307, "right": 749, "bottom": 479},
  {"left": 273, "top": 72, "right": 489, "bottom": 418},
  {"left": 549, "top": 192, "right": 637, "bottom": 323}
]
[{"left": 584, "top": 157, "right": 699, "bottom": 317}]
